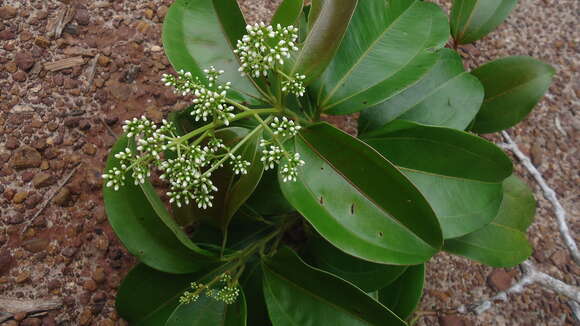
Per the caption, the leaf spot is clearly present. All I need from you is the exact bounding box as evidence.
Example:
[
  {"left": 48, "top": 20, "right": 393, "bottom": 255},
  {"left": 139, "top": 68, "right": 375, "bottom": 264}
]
[
  {"left": 319, "top": 196, "right": 324, "bottom": 205},
  {"left": 350, "top": 203, "right": 355, "bottom": 215},
  {"left": 378, "top": 231, "right": 384, "bottom": 237}
]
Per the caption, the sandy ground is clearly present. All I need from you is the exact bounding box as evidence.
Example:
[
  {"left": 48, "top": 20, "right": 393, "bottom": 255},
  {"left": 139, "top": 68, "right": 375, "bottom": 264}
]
[{"left": 0, "top": 0, "right": 578, "bottom": 325}]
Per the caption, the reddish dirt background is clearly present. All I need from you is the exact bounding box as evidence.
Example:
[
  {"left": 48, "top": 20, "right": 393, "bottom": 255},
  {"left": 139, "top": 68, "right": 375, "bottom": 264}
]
[{"left": 0, "top": 0, "right": 578, "bottom": 325}]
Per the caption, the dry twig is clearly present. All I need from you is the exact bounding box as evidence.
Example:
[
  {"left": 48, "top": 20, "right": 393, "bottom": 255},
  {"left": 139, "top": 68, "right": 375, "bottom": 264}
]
[{"left": 0, "top": 297, "right": 61, "bottom": 323}]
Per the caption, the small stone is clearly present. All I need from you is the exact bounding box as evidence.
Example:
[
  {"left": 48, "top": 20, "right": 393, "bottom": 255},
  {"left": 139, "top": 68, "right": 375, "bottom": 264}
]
[
  {"left": 64, "top": 117, "right": 80, "bottom": 128},
  {"left": 62, "top": 247, "right": 77, "bottom": 258},
  {"left": 487, "top": 269, "right": 513, "bottom": 291},
  {"left": 439, "top": 315, "right": 467, "bottom": 326},
  {"left": 13, "top": 70, "right": 27, "bottom": 82},
  {"left": 53, "top": 187, "right": 71, "bottom": 206},
  {"left": 530, "top": 143, "right": 543, "bottom": 166},
  {"left": 75, "top": 9, "right": 90, "bottom": 26},
  {"left": 34, "top": 36, "right": 51, "bottom": 48},
  {"left": 0, "top": 30, "right": 15, "bottom": 40},
  {"left": 93, "top": 267, "right": 106, "bottom": 283},
  {"left": 22, "top": 238, "right": 50, "bottom": 253},
  {"left": 14, "top": 312, "right": 27, "bottom": 321},
  {"left": 5, "top": 62, "right": 17, "bottom": 73},
  {"left": 0, "top": 6, "right": 18, "bottom": 20},
  {"left": 10, "top": 146, "right": 42, "bottom": 169},
  {"left": 7, "top": 214, "right": 24, "bottom": 225},
  {"left": 150, "top": 45, "right": 162, "bottom": 52},
  {"left": 550, "top": 250, "right": 568, "bottom": 267},
  {"left": 98, "top": 55, "right": 111, "bottom": 66},
  {"left": 5, "top": 135, "right": 19, "bottom": 149},
  {"left": 24, "top": 194, "right": 42, "bottom": 209},
  {"left": 20, "top": 318, "right": 42, "bottom": 326},
  {"left": 82, "top": 143, "right": 97, "bottom": 156},
  {"left": 144, "top": 8, "right": 154, "bottom": 20},
  {"left": 32, "top": 172, "right": 56, "bottom": 188},
  {"left": 15, "top": 52, "right": 35, "bottom": 71},
  {"left": 0, "top": 252, "right": 13, "bottom": 276},
  {"left": 79, "top": 119, "right": 91, "bottom": 130},
  {"left": 83, "top": 279, "right": 98, "bottom": 291},
  {"left": 79, "top": 309, "right": 93, "bottom": 326},
  {"left": 13, "top": 191, "right": 28, "bottom": 204},
  {"left": 157, "top": 5, "right": 168, "bottom": 18},
  {"left": 15, "top": 271, "right": 30, "bottom": 283},
  {"left": 135, "top": 21, "right": 150, "bottom": 33}
]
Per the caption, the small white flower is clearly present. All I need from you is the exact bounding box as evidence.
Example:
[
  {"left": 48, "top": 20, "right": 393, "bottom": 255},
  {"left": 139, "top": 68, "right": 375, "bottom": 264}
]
[{"left": 270, "top": 116, "right": 302, "bottom": 137}]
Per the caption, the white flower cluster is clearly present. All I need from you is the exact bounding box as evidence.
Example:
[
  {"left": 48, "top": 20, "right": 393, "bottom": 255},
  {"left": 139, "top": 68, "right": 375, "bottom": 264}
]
[
  {"left": 234, "top": 23, "right": 299, "bottom": 78},
  {"left": 179, "top": 274, "right": 240, "bottom": 306},
  {"left": 270, "top": 116, "right": 301, "bottom": 137},
  {"left": 260, "top": 143, "right": 284, "bottom": 170},
  {"left": 162, "top": 68, "right": 236, "bottom": 126},
  {"left": 230, "top": 154, "right": 251, "bottom": 175},
  {"left": 281, "top": 73, "right": 307, "bottom": 97},
  {"left": 280, "top": 153, "right": 305, "bottom": 182}
]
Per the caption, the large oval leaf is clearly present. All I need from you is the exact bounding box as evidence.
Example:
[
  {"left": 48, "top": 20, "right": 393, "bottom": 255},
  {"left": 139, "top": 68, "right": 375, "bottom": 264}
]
[
  {"left": 193, "top": 127, "right": 265, "bottom": 231},
  {"left": 116, "top": 263, "right": 218, "bottom": 325},
  {"left": 451, "top": 0, "right": 518, "bottom": 45},
  {"left": 271, "top": 0, "right": 304, "bottom": 27},
  {"left": 469, "top": 56, "right": 555, "bottom": 133},
  {"left": 359, "top": 49, "right": 483, "bottom": 134},
  {"left": 166, "top": 290, "right": 246, "bottom": 326},
  {"left": 104, "top": 136, "right": 214, "bottom": 274},
  {"left": 315, "top": 0, "right": 449, "bottom": 115},
  {"left": 262, "top": 247, "right": 406, "bottom": 326},
  {"left": 291, "top": 0, "right": 358, "bottom": 84},
  {"left": 362, "top": 120, "right": 512, "bottom": 238},
  {"left": 163, "top": 0, "right": 263, "bottom": 103},
  {"left": 246, "top": 168, "right": 295, "bottom": 216},
  {"left": 304, "top": 236, "right": 408, "bottom": 292},
  {"left": 444, "top": 175, "right": 535, "bottom": 267},
  {"left": 378, "top": 264, "right": 425, "bottom": 320},
  {"left": 280, "top": 123, "right": 442, "bottom": 265}
]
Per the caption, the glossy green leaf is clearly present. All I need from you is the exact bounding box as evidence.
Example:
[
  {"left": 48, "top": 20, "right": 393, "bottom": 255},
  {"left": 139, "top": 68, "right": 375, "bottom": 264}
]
[
  {"left": 246, "top": 168, "right": 295, "bottom": 216},
  {"left": 307, "top": 0, "right": 324, "bottom": 31},
  {"left": 163, "top": 0, "right": 262, "bottom": 103},
  {"left": 116, "top": 263, "right": 217, "bottom": 325},
  {"left": 451, "top": 0, "right": 518, "bottom": 44},
  {"left": 315, "top": 0, "right": 449, "bottom": 115},
  {"left": 166, "top": 290, "right": 246, "bottom": 326},
  {"left": 378, "top": 264, "right": 425, "bottom": 320},
  {"left": 280, "top": 123, "right": 442, "bottom": 265},
  {"left": 304, "top": 236, "right": 407, "bottom": 292},
  {"left": 240, "top": 261, "right": 273, "bottom": 326},
  {"left": 104, "top": 136, "right": 214, "bottom": 274},
  {"left": 494, "top": 175, "right": 535, "bottom": 231},
  {"left": 291, "top": 0, "right": 358, "bottom": 84},
  {"left": 271, "top": 0, "right": 304, "bottom": 27},
  {"left": 362, "top": 120, "right": 512, "bottom": 239},
  {"left": 469, "top": 56, "right": 555, "bottom": 133},
  {"left": 359, "top": 49, "right": 484, "bottom": 134},
  {"left": 193, "top": 127, "right": 265, "bottom": 230},
  {"left": 444, "top": 175, "right": 535, "bottom": 267},
  {"left": 262, "top": 247, "right": 406, "bottom": 326}
]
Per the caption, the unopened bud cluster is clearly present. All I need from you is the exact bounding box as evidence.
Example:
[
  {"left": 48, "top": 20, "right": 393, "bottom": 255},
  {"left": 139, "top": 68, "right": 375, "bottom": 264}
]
[
  {"left": 260, "top": 117, "right": 305, "bottom": 182},
  {"left": 162, "top": 67, "right": 236, "bottom": 126},
  {"left": 179, "top": 273, "right": 240, "bottom": 306}
]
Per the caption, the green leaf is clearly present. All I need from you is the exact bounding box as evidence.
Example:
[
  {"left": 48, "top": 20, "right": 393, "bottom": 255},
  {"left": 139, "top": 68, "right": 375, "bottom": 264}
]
[
  {"left": 116, "top": 263, "right": 218, "bottom": 325},
  {"left": 315, "top": 0, "right": 449, "bottom": 115},
  {"left": 166, "top": 290, "right": 247, "bottom": 326},
  {"left": 246, "top": 168, "right": 295, "bottom": 216},
  {"left": 444, "top": 175, "right": 535, "bottom": 267},
  {"left": 362, "top": 120, "right": 512, "bottom": 239},
  {"left": 469, "top": 56, "right": 555, "bottom": 133},
  {"left": 451, "top": 0, "right": 518, "bottom": 44},
  {"left": 280, "top": 123, "right": 442, "bottom": 265},
  {"left": 494, "top": 175, "right": 535, "bottom": 231},
  {"left": 104, "top": 136, "right": 214, "bottom": 274},
  {"left": 304, "top": 236, "right": 408, "bottom": 292},
  {"left": 262, "top": 247, "right": 406, "bottom": 326},
  {"left": 307, "top": 0, "right": 324, "bottom": 31},
  {"left": 193, "top": 127, "right": 265, "bottom": 230},
  {"left": 271, "top": 0, "right": 304, "bottom": 27},
  {"left": 378, "top": 264, "right": 425, "bottom": 320},
  {"left": 240, "top": 261, "right": 273, "bottom": 326},
  {"left": 291, "top": 0, "right": 358, "bottom": 84},
  {"left": 359, "top": 49, "right": 484, "bottom": 134},
  {"left": 163, "top": 0, "right": 263, "bottom": 103}
]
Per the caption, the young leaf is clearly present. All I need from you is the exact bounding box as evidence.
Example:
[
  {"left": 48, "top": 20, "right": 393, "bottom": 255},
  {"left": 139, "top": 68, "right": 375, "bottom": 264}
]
[
  {"left": 280, "top": 123, "right": 442, "bottom": 265},
  {"left": 104, "top": 136, "right": 215, "bottom": 274},
  {"left": 271, "top": 0, "right": 304, "bottom": 27},
  {"left": 378, "top": 264, "right": 425, "bottom": 320},
  {"left": 469, "top": 56, "right": 555, "bottom": 133},
  {"left": 304, "top": 236, "right": 408, "bottom": 292},
  {"left": 116, "top": 263, "right": 219, "bottom": 325},
  {"left": 163, "top": 0, "right": 263, "bottom": 103},
  {"left": 262, "top": 247, "right": 406, "bottom": 326},
  {"left": 165, "top": 290, "right": 247, "bottom": 326},
  {"left": 362, "top": 120, "right": 512, "bottom": 239},
  {"left": 315, "top": 0, "right": 449, "bottom": 115},
  {"left": 444, "top": 175, "right": 535, "bottom": 267},
  {"left": 359, "top": 49, "right": 484, "bottom": 134},
  {"left": 451, "top": 0, "right": 518, "bottom": 45},
  {"left": 193, "top": 127, "right": 265, "bottom": 231},
  {"left": 291, "top": 0, "right": 358, "bottom": 84}
]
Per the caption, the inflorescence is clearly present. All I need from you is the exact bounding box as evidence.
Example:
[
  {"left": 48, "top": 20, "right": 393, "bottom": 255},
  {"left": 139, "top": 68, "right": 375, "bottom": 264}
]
[
  {"left": 104, "top": 23, "right": 307, "bottom": 210},
  {"left": 179, "top": 273, "right": 241, "bottom": 305}
]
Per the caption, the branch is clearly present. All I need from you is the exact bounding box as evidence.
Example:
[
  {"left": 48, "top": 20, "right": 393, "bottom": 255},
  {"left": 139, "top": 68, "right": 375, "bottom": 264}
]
[
  {"left": 499, "top": 131, "right": 579, "bottom": 265},
  {"left": 0, "top": 297, "right": 61, "bottom": 323}
]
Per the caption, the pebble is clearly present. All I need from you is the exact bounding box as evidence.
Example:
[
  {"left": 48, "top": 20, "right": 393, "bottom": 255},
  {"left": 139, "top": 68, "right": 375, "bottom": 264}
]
[
  {"left": 5, "top": 135, "right": 19, "bottom": 149},
  {"left": 13, "top": 191, "right": 28, "bottom": 204},
  {"left": 439, "top": 315, "right": 468, "bottom": 326},
  {"left": 0, "top": 29, "right": 15, "bottom": 40},
  {"left": 14, "top": 312, "right": 27, "bottom": 321},
  {"left": 0, "top": 6, "right": 18, "bottom": 19},
  {"left": 24, "top": 193, "right": 42, "bottom": 209},
  {"left": 10, "top": 146, "right": 42, "bottom": 169},
  {"left": 22, "top": 238, "right": 50, "bottom": 253},
  {"left": 13, "top": 70, "right": 27, "bottom": 82},
  {"left": 82, "top": 143, "right": 97, "bottom": 156},
  {"left": 5, "top": 62, "right": 17, "bottom": 73},
  {"left": 0, "top": 252, "right": 13, "bottom": 275},
  {"left": 550, "top": 250, "right": 569, "bottom": 267},
  {"left": 15, "top": 52, "right": 35, "bottom": 71},
  {"left": 34, "top": 36, "right": 51, "bottom": 48},
  {"left": 76, "top": 9, "right": 90, "bottom": 26},
  {"left": 15, "top": 271, "right": 30, "bottom": 283},
  {"left": 487, "top": 269, "right": 513, "bottom": 291},
  {"left": 32, "top": 172, "right": 56, "bottom": 188},
  {"left": 83, "top": 279, "right": 98, "bottom": 291},
  {"left": 20, "top": 318, "right": 42, "bottom": 326},
  {"left": 62, "top": 247, "right": 77, "bottom": 258},
  {"left": 157, "top": 5, "right": 168, "bottom": 18},
  {"left": 79, "top": 309, "right": 93, "bottom": 325}
]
